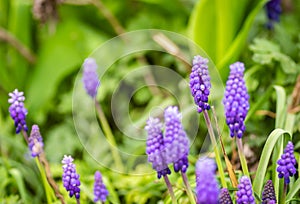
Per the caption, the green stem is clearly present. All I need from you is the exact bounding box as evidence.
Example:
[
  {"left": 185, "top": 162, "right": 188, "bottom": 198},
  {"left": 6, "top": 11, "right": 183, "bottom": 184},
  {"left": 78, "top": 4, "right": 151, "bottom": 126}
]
[
  {"left": 281, "top": 183, "right": 287, "bottom": 204},
  {"left": 163, "top": 175, "right": 177, "bottom": 204},
  {"left": 203, "top": 110, "right": 227, "bottom": 188},
  {"left": 236, "top": 138, "right": 250, "bottom": 178},
  {"left": 76, "top": 198, "right": 80, "bottom": 204},
  {"left": 35, "top": 157, "right": 53, "bottom": 204},
  {"left": 181, "top": 172, "right": 196, "bottom": 204},
  {"left": 94, "top": 99, "right": 124, "bottom": 172}
]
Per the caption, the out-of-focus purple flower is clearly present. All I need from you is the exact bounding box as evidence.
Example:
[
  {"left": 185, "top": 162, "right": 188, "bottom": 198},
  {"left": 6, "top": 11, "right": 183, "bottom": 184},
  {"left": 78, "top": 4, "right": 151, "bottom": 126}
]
[
  {"left": 8, "top": 89, "right": 28, "bottom": 134},
  {"left": 93, "top": 171, "right": 109, "bottom": 203},
  {"left": 189, "top": 55, "right": 211, "bottom": 113},
  {"left": 262, "top": 180, "right": 277, "bottom": 204},
  {"left": 223, "top": 62, "right": 249, "bottom": 138},
  {"left": 28, "top": 125, "right": 44, "bottom": 157},
  {"left": 195, "top": 157, "right": 219, "bottom": 204},
  {"left": 62, "top": 155, "right": 81, "bottom": 199},
  {"left": 145, "top": 117, "right": 171, "bottom": 178},
  {"left": 219, "top": 188, "right": 233, "bottom": 204},
  {"left": 82, "top": 58, "right": 100, "bottom": 98},
  {"left": 265, "top": 0, "right": 281, "bottom": 29},
  {"left": 164, "top": 106, "right": 190, "bottom": 173},
  {"left": 276, "top": 141, "right": 297, "bottom": 184},
  {"left": 236, "top": 176, "right": 255, "bottom": 204}
]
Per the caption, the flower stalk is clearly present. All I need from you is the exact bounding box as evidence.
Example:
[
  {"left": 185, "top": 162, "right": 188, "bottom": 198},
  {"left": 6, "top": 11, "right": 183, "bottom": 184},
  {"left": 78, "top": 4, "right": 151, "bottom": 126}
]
[
  {"left": 163, "top": 175, "right": 177, "bottom": 204},
  {"left": 181, "top": 172, "right": 196, "bottom": 204},
  {"left": 236, "top": 138, "right": 250, "bottom": 178}
]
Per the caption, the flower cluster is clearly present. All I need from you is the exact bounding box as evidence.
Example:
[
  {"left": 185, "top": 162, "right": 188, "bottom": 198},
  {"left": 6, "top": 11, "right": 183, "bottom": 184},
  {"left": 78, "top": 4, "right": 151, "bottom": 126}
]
[
  {"left": 145, "top": 117, "right": 171, "bottom": 178},
  {"left": 93, "top": 171, "right": 109, "bottom": 202},
  {"left": 164, "top": 106, "right": 190, "bottom": 173},
  {"left": 195, "top": 157, "right": 219, "bottom": 204},
  {"left": 276, "top": 141, "right": 297, "bottom": 184},
  {"left": 189, "top": 55, "right": 211, "bottom": 113},
  {"left": 145, "top": 106, "right": 190, "bottom": 176},
  {"left": 28, "top": 125, "right": 44, "bottom": 157},
  {"left": 236, "top": 176, "right": 255, "bottom": 204},
  {"left": 262, "top": 180, "right": 277, "bottom": 204},
  {"left": 265, "top": 0, "right": 281, "bottom": 28},
  {"left": 223, "top": 62, "right": 249, "bottom": 138},
  {"left": 219, "top": 188, "right": 233, "bottom": 204},
  {"left": 8, "top": 89, "right": 28, "bottom": 134},
  {"left": 62, "top": 155, "right": 81, "bottom": 199},
  {"left": 82, "top": 57, "right": 100, "bottom": 98}
]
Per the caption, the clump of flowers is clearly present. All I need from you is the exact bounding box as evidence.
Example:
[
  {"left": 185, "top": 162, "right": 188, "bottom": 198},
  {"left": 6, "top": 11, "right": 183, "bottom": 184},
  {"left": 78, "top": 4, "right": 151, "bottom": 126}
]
[
  {"left": 28, "top": 125, "right": 44, "bottom": 157},
  {"left": 93, "top": 171, "right": 109, "bottom": 203},
  {"left": 223, "top": 62, "right": 249, "bottom": 138},
  {"left": 276, "top": 141, "right": 297, "bottom": 184},
  {"left": 189, "top": 55, "right": 211, "bottom": 113},
  {"left": 236, "top": 176, "right": 255, "bottom": 204},
  {"left": 195, "top": 157, "right": 219, "bottom": 204},
  {"left": 8, "top": 89, "right": 28, "bottom": 134},
  {"left": 164, "top": 106, "right": 190, "bottom": 173},
  {"left": 219, "top": 188, "right": 233, "bottom": 204},
  {"left": 145, "top": 117, "right": 171, "bottom": 178},
  {"left": 262, "top": 180, "right": 277, "bottom": 204},
  {"left": 62, "top": 155, "right": 81, "bottom": 200},
  {"left": 82, "top": 57, "right": 100, "bottom": 98}
]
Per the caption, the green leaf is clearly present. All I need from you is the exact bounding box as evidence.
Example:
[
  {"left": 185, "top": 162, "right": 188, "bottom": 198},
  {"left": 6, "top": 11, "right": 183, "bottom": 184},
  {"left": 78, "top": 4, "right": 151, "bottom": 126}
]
[
  {"left": 273, "top": 85, "right": 286, "bottom": 129},
  {"left": 9, "top": 168, "right": 30, "bottom": 204},
  {"left": 286, "top": 178, "right": 300, "bottom": 202},
  {"left": 252, "top": 128, "right": 290, "bottom": 200}
]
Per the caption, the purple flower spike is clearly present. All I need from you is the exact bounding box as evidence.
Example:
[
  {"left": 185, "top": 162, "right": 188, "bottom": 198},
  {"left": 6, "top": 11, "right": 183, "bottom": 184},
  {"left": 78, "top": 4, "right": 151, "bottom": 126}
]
[
  {"left": 262, "top": 180, "right": 277, "bottom": 204},
  {"left": 82, "top": 58, "right": 100, "bottom": 98},
  {"left": 265, "top": 0, "right": 281, "bottom": 29},
  {"left": 28, "top": 125, "right": 44, "bottom": 157},
  {"left": 93, "top": 171, "right": 109, "bottom": 203},
  {"left": 195, "top": 157, "right": 219, "bottom": 204},
  {"left": 145, "top": 117, "right": 171, "bottom": 178},
  {"left": 276, "top": 141, "right": 297, "bottom": 184},
  {"left": 219, "top": 188, "right": 233, "bottom": 204},
  {"left": 8, "top": 89, "right": 28, "bottom": 134},
  {"left": 236, "top": 176, "right": 255, "bottom": 204},
  {"left": 62, "top": 155, "right": 81, "bottom": 199},
  {"left": 189, "top": 55, "right": 211, "bottom": 113},
  {"left": 164, "top": 106, "right": 190, "bottom": 173},
  {"left": 223, "top": 62, "right": 249, "bottom": 138}
]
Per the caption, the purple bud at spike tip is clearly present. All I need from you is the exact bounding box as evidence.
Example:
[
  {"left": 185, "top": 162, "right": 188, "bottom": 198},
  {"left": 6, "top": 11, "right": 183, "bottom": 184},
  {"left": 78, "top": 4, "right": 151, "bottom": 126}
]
[
  {"left": 62, "top": 155, "right": 81, "bottom": 199},
  {"left": 164, "top": 106, "right": 190, "bottom": 173},
  {"left": 195, "top": 157, "right": 219, "bottom": 204},
  {"left": 219, "top": 188, "right": 233, "bottom": 204},
  {"left": 236, "top": 176, "right": 255, "bottom": 204},
  {"left": 265, "top": 0, "right": 281, "bottom": 29},
  {"left": 276, "top": 141, "right": 297, "bottom": 184},
  {"left": 93, "top": 171, "right": 109, "bottom": 202},
  {"left": 82, "top": 58, "right": 100, "bottom": 98},
  {"left": 145, "top": 117, "right": 171, "bottom": 178},
  {"left": 28, "top": 125, "right": 44, "bottom": 157},
  {"left": 8, "top": 89, "right": 28, "bottom": 134},
  {"left": 262, "top": 180, "right": 277, "bottom": 204},
  {"left": 223, "top": 62, "right": 249, "bottom": 138},
  {"left": 189, "top": 55, "right": 211, "bottom": 113}
]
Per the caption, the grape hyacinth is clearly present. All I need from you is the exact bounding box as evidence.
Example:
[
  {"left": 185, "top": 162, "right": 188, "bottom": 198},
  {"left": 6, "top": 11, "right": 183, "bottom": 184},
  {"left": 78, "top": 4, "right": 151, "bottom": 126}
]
[
  {"left": 276, "top": 141, "right": 297, "bottom": 184},
  {"left": 189, "top": 55, "right": 211, "bottom": 113},
  {"left": 236, "top": 176, "right": 255, "bottom": 204},
  {"left": 93, "top": 171, "right": 109, "bottom": 203},
  {"left": 223, "top": 62, "right": 249, "bottom": 138},
  {"left": 145, "top": 117, "right": 171, "bottom": 178},
  {"left": 62, "top": 155, "right": 81, "bottom": 200},
  {"left": 82, "top": 57, "right": 100, "bottom": 98},
  {"left": 28, "top": 125, "right": 44, "bottom": 157},
  {"left": 265, "top": 0, "right": 281, "bottom": 28},
  {"left": 195, "top": 157, "right": 219, "bottom": 204},
  {"left": 8, "top": 89, "right": 28, "bottom": 134},
  {"left": 164, "top": 106, "right": 190, "bottom": 173},
  {"left": 262, "top": 180, "right": 277, "bottom": 204},
  {"left": 219, "top": 188, "right": 233, "bottom": 204}
]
